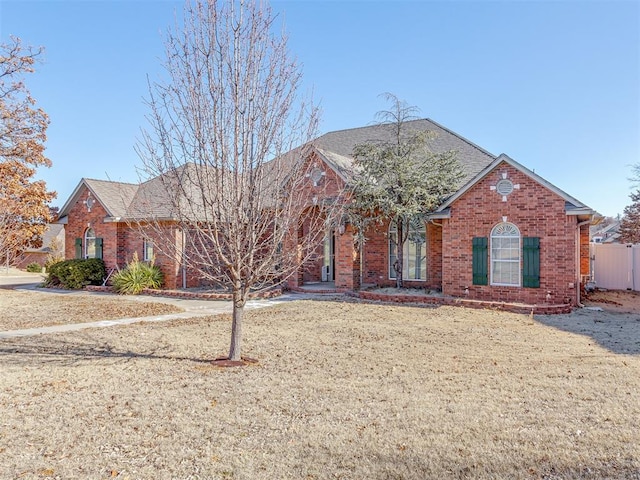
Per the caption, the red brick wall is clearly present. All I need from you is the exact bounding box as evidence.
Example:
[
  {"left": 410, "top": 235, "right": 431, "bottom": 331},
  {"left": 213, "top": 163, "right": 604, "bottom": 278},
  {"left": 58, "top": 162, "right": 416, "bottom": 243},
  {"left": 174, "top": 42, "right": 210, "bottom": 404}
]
[
  {"left": 138, "top": 223, "right": 184, "bottom": 290},
  {"left": 65, "top": 187, "right": 185, "bottom": 289},
  {"left": 286, "top": 153, "right": 348, "bottom": 288},
  {"left": 442, "top": 162, "right": 582, "bottom": 305},
  {"left": 427, "top": 222, "right": 443, "bottom": 288},
  {"left": 335, "top": 223, "right": 360, "bottom": 290},
  {"left": 580, "top": 223, "right": 590, "bottom": 278},
  {"left": 299, "top": 207, "right": 325, "bottom": 283},
  {"left": 64, "top": 186, "right": 118, "bottom": 273},
  {"left": 14, "top": 252, "right": 47, "bottom": 270},
  {"left": 361, "top": 220, "right": 388, "bottom": 285},
  {"left": 360, "top": 218, "right": 442, "bottom": 290}
]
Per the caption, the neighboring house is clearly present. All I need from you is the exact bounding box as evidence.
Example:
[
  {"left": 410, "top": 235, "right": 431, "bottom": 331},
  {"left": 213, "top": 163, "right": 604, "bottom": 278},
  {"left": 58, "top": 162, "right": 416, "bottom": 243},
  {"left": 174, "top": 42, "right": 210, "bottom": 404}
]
[
  {"left": 590, "top": 220, "right": 621, "bottom": 244},
  {"left": 15, "top": 223, "right": 65, "bottom": 269},
  {"left": 57, "top": 118, "right": 594, "bottom": 306}
]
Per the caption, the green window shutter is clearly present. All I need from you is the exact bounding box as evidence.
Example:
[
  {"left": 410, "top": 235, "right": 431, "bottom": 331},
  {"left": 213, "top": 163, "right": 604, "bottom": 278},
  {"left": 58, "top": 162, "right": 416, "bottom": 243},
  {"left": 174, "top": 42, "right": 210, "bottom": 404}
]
[
  {"left": 75, "top": 238, "right": 82, "bottom": 259},
  {"left": 472, "top": 237, "right": 488, "bottom": 285},
  {"left": 522, "top": 237, "right": 540, "bottom": 288},
  {"left": 95, "top": 238, "right": 103, "bottom": 260}
]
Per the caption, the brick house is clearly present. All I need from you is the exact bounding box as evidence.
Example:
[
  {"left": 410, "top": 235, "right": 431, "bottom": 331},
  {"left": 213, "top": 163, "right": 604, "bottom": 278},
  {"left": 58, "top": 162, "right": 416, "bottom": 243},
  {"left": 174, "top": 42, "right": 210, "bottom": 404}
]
[
  {"left": 57, "top": 118, "right": 594, "bottom": 305},
  {"left": 14, "top": 223, "right": 65, "bottom": 270}
]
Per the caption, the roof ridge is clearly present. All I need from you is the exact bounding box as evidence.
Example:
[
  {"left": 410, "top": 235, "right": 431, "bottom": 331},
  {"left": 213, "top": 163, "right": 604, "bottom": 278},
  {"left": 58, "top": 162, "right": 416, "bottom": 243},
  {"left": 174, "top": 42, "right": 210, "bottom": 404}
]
[
  {"left": 424, "top": 118, "right": 496, "bottom": 159},
  {"left": 84, "top": 177, "right": 139, "bottom": 186},
  {"left": 316, "top": 118, "right": 496, "bottom": 160},
  {"left": 316, "top": 118, "right": 432, "bottom": 139}
]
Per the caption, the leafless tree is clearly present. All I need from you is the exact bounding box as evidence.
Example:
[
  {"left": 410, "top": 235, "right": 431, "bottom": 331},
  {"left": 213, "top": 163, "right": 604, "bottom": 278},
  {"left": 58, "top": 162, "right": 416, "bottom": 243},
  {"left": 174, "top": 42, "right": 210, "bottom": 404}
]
[{"left": 136, "top": 0, "right": 339, "bottom": 362}]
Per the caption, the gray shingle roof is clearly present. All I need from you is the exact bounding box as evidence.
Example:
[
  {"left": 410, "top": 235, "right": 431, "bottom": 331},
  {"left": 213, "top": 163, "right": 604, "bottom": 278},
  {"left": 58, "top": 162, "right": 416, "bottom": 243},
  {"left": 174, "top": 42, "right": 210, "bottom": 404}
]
[
  {"left": 312, "top": 118, "right": 496, "bottom": 184},
  {"left": 58, "top": 178, "right": 139, "bottom": 220},
  {"left": 125, "top": 171, "right": 179, "bottom": 220},
  {"left": 83, "top": 178, "right": 139, "bottom": 218},
  {"left": 59, "top": 119, "right": 499, "bottom": 221}
]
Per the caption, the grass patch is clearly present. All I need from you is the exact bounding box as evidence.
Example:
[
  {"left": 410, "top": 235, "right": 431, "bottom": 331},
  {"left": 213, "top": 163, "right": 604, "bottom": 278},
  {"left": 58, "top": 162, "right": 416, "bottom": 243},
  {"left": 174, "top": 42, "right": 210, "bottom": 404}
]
[{"left": 0, "top": 300, "right": 638, "bottom": 478}]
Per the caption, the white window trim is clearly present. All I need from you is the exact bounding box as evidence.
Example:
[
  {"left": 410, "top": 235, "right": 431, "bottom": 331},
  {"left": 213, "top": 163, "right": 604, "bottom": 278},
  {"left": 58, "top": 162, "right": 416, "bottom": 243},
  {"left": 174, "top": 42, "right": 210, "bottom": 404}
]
[
  {"left": 490, "top": 222, "right": 521, "bottom": 287},
  {"left": 143, "top": 239, "right": 154, "bottom": 262},
  {"left": 84, "top": 228, "right": 96, "bottom": 259}
]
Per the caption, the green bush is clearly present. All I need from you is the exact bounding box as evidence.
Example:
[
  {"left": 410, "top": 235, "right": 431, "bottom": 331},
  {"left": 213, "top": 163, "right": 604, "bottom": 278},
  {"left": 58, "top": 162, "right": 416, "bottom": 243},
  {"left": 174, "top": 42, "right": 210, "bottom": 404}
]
[
  {"left": 26, "top": 262, "right": 43, "bottom": 273},
  {"left": 45, "top": 258, "right": 106, "bottom": 289},
  {"left": 112, "top": 254, "right": 163, "bottom": 295}
]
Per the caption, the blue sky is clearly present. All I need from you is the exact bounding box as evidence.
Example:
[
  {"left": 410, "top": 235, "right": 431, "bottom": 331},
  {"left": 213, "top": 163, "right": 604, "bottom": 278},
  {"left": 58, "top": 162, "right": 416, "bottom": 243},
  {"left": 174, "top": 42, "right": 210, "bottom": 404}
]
[{"left": 1, "top": 0, "right": 638, "bottom": 218}]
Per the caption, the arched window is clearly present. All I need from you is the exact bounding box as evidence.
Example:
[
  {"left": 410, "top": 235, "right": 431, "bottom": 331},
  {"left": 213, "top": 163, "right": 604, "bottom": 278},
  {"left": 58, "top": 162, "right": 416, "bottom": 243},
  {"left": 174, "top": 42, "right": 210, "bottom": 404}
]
[
  {"left": 389, "top": 218, "right": 427, "bottom": 280},
  {"left": 490, "top": 222, "right": 520, "bottom": 286},
  {"left": 84, "top": 228, "right": 96, "bottom": 259}
]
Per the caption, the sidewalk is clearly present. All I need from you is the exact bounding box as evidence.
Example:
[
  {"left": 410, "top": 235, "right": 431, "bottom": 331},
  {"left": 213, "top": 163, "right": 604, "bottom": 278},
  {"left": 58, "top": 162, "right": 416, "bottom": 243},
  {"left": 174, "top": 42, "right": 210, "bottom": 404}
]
[
  {"left": 0, "top": 268, "right": 45, "bottom": 288},
  {"left": 0, "top": 282, "right": 338, "bottom": 339}
]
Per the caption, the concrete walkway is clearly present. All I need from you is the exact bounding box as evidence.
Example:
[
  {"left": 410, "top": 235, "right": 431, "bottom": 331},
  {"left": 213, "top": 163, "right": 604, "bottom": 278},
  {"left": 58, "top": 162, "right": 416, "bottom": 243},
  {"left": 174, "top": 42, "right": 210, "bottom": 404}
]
[
  {"left": 0, "top": 268, "right": 46, "bottom": 288},
  {"left": 0, "top": 280, "right": 340, "bottom": 339}
]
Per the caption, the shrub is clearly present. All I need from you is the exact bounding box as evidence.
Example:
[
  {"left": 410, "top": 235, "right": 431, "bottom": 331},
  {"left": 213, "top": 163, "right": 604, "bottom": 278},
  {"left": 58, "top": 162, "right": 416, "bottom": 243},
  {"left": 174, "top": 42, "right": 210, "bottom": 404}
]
[
  {"left": 112, "top": 253, "right": 163, "bottom": 295},
  {"left": 26, "top": 262, "right": 43, "bottom": 273},
  {"left": 45, "top": 258, "right": 106, "bottom": 289}
]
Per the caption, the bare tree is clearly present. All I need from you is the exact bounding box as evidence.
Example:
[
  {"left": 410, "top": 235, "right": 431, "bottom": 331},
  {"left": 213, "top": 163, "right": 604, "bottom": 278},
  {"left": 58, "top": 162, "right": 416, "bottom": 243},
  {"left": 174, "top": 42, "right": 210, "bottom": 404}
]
[{"left": 136, "top": 0, "right": 337, "bottom": 362}]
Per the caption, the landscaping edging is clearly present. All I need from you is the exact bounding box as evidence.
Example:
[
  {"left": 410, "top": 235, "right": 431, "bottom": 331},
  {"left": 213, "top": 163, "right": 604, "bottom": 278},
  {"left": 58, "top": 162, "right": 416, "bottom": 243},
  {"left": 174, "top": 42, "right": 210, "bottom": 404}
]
[
  {"left": 288, "top": 286, "right": 345, "bottom": 294},
  {"left": 84, "top": 284, "right": 571, "bottom": 313},
  {"left": 85, "top": 285, "right": 282, "bottom": 300},
  {"left": 358, "top": 291, "right": 572, "bottom": 315}
]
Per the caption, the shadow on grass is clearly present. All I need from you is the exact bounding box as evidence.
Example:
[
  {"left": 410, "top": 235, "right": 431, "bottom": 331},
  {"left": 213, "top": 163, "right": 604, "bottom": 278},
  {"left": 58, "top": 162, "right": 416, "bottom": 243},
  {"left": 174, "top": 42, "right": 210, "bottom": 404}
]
[
  {"left": 534, "top": 308, "right": 640, "bottom": 356},
  {"left": 0, "top": 336, "right": 215, "bottom": 367}
]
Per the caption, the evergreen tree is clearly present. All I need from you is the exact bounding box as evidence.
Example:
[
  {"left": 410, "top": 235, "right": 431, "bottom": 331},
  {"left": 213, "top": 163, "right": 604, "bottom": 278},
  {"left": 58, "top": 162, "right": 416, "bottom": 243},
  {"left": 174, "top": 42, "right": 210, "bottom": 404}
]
[
  {"left": 619, "top": 189, "right": 640, "bottom": 244},
  {"left": 349, "top": 94, "right": 463, "bottom": 288}
]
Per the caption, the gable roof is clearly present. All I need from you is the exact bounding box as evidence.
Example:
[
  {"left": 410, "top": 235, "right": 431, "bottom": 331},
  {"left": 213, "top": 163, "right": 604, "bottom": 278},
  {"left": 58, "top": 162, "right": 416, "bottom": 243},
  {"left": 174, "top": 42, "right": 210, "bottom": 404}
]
[
  {"left": 434, "top": 153, "right": 594, "bottom": 218},
  {"left": 56, "top": 120, "right": 592, "bottom": 223},
  {"left": 58, "top": 178, "right": 139, "bottom": 219},
  {"left": 311, "top": 118, "right": 496, "bottom": 185}
]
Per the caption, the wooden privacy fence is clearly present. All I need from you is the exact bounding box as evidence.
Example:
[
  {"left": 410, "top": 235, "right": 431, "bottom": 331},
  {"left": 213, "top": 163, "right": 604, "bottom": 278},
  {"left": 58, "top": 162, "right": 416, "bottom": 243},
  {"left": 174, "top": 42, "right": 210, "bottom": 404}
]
[{"left": 590, "top": 243, "right": 640, "bottom": 291}]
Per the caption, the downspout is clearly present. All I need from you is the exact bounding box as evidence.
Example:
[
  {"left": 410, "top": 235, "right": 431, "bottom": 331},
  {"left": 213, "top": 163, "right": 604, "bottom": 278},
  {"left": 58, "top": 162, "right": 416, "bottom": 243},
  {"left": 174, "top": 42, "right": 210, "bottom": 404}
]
[{"left": 575, "top": 218, "right": 592, "bottom": 307}]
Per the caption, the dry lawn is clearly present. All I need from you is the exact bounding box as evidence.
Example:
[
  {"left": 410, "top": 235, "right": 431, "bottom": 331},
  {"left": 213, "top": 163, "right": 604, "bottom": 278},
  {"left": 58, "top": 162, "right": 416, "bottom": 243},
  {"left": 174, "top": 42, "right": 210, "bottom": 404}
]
[
  {"left": 0, "top": 289, "right": 182, "bottom": 331},
  {"left": 0, "top": 298, "right": 639, "bottom": 479}
]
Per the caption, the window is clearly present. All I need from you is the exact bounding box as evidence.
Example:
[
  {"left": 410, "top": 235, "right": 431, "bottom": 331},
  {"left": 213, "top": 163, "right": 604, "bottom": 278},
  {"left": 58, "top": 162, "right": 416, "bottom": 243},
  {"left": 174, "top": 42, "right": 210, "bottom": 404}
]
[
  {"left": 389, "top": 218, "right": 426, "bottom": 280},
  {"left": 82, "top": 229, "right": 103, "bottom": 259},
  {"left": 143, "top": 239, "right": 154, "bottom": 262},
  {"left": 84, "top": 228, "right": 97, "bottom": 259},
  {"left": 490, "top": 222, "right": 520, "bottom": 286}
]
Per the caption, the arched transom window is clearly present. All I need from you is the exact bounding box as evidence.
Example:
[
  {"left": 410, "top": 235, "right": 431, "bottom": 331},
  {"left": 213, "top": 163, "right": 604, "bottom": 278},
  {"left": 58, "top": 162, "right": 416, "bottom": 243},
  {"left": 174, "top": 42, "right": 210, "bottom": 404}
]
[
  {"left": 490, "top": 222, "right": 520, "bottom": 286},
  {"left": 389, "top": 218, "right": 427, "bottom": 280}
]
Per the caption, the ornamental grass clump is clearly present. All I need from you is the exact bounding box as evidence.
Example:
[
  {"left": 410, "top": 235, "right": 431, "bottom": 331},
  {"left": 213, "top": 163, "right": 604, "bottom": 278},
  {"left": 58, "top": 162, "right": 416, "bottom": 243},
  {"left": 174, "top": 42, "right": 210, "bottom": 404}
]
[
  {"left": 26, "top": 262, "right": 43, "bottom": 273},
  {"left": 112, "top": 253, "right": 163, "bottom": 295}
]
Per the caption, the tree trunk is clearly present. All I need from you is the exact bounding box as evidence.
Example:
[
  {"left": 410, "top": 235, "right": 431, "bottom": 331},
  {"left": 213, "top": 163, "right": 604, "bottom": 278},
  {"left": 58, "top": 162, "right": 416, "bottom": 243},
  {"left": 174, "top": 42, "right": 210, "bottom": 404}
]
[
  {"left": 396, "top": 219, "right": 404, "bottom": 289},
  {"left": 228, "top": 289, "right": 246, "bottom": 361}
]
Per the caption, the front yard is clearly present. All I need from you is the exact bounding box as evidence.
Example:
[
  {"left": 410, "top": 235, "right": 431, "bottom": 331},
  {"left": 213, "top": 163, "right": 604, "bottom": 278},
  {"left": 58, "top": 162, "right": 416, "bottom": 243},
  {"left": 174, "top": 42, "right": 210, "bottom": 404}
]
[
  {"left": 0, "top": 289, "right": 182, "bottom": 331},
  {"left": 0, "top": 294, "right": 638, "bottom": 479}
]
